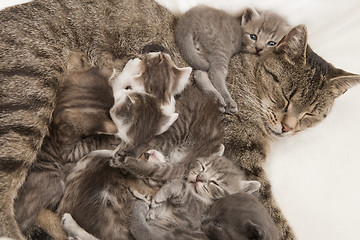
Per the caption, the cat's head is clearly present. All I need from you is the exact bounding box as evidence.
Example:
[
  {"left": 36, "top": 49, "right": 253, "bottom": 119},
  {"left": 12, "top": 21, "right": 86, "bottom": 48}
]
[
  {"left": 201, "top": 192, "right": 278, "bottom": 240},
  {"left": 109, "top": 91, "right": 177, "bottom": 144},
  {"left": 257, "top": 24, "right": 360, "bottom": 137},
  {"left": 240, "top": 8, "right": 290, "bottom": 55},
  {"left": 136, "top": 52, "right": 192, "bottom": 105},
  {"left": 187, "top": 149, "right": 260, "bottom": 204}
]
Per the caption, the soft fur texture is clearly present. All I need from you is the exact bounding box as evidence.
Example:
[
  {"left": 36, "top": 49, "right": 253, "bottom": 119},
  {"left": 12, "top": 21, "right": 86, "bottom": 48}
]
[
  {"left": 1, "top": 1, "right": 359, "bottom": 240},
  {"left": 175, "top": 5, "right": 290, "bottom": 112},
  {"left": 202, "top": 192, "right": 278, "bottom": 240}
]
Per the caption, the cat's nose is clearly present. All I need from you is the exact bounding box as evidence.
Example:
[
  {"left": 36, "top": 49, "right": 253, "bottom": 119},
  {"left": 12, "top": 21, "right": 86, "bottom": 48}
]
[
  {"left": 255, "top": 47, "right": 263, "bottom": 53},
  {"left": 196, "top": 175, "right": 204, "bottom": 182},
  {"left": 281, "top": 122, "right": 293, "bottom": 133}
]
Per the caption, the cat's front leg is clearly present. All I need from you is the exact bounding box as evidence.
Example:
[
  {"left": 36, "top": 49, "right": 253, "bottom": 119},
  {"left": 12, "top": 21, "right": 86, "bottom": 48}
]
[
  {"left": 194, "top": 70, "right": 226, "bottom": 113},
  {"left": 150, "top": 180, "right": 185, "bottom": 208}
]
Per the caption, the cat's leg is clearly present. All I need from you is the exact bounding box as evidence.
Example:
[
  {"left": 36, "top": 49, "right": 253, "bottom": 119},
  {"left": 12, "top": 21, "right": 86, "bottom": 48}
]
[
  {"left": 36, "top": 208, "right": 67, "bottom": 240},
  {"left": 206, "top": 54, "right": 238, "bottom": 113},
  {"left": 150, "top": 180, "right": 185, "bottom": 208},
  {"left": 62, "top": 213, "right": 99, "bottom": 240},
  {"left": 193, "top": 70, "right": 226, "bottom": 113},
  {"left": 130, "top": 200, "right": 156, "bottom": 240}
]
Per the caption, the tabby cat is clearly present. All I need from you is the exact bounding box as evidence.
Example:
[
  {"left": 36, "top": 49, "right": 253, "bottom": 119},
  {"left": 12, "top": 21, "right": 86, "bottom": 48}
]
[
  {"left": 175, "top": 5, "right": 290, "bottom": 113},
  {"left": 1, "top": 0, "right": 359, "bottom": 239},
  {"left": 202, "top": 192, "right": 278, "bottom": 240}
]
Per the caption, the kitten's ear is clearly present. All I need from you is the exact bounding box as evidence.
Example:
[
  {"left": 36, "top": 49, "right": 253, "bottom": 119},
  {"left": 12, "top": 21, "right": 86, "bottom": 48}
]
[
  {"left": 245, "top": 220, "right": 266, "bottom": 240},
  {"left": 241, "top": 180, "right": 261, "bottom": 195},
  {"left": 276, "top": 24, "right": 308, "bottom": 63},
  {"left": 326, "top": 70, "right": 360, "bottom": 98},
  {"left": 173, "top": 66, "right": 192, "bottom": 95},
  {"left": 216, "top": 144, "right": 225, "bottom": 156},
  {"left": 239, "top": 8, "right": 260, "bottom": 25},
  {"left": 157, "top": 113, "right": 178, "bottom": 135}
]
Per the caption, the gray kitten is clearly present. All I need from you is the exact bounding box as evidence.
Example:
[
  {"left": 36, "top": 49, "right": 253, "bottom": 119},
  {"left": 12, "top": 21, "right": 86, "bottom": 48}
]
[
  {"left": 126, "top": 152, "right": 260, "bottom": 240},
  {"left": 60, "top": 151, "right": 260, "bottom": 240},
  {"left": 175, "top": 5, "right": 290, "bottom": 113},
  {"left": 202, "top": 192, "right": 278, "bottom": 240}
]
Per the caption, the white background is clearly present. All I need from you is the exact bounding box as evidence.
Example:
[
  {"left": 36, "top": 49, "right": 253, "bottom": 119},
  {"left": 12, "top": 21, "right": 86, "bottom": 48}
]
[{"left": 1, "top": 1, "right": 360, "bottom": 239}]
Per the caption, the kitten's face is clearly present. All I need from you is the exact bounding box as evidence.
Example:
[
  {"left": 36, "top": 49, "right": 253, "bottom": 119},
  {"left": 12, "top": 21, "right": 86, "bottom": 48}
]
[
  {"left": 241, "top": 10, "right": 290, "bottom": 55},
  {"left": 256, "top": 25, "right": 360, "bottom": 137},
  {"left": 187, "top": 155, "right": 259, "bottom": 204}
]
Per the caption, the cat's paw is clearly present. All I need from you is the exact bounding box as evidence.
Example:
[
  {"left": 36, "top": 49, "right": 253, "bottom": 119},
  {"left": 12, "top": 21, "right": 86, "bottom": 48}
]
[
  {"left": 62, "top": 213, "right": 79, "bottom": 237},
  {"left": 224, "top": 98, "right": 238, "bottom": 113}
]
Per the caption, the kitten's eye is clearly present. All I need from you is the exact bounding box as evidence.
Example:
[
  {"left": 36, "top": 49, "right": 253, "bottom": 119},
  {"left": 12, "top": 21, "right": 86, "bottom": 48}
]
[
  {"left": 250, "top": 34, "right": 257, "bottom": 41},
  {"left": 301, "top": 112, "right": 314, "bottom": 119},
  {"left": 267, "top": 41, "right": 276, "bottom": 46},
  {"left": 210, "top": 180, "right": 220, "bottom": 186}
]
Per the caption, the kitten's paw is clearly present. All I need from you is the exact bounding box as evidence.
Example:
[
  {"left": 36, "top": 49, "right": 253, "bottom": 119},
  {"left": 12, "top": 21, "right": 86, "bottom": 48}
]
[
  {"left": 225, "top": 98, "right": 238, "bottom": 113},
  {"left": 62, "top": 213, "right": 78, "bottom": 236}
]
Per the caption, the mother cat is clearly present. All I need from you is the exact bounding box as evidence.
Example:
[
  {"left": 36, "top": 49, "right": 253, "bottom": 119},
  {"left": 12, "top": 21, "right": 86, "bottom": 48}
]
[{"left": 1, "top": 1, "right": 359, "bottom": 240}]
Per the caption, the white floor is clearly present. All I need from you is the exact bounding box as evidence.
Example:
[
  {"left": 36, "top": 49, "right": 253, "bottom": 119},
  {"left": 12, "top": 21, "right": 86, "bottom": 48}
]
[{"left": 2, "top": 1, "right": 360, "bottom": 239}]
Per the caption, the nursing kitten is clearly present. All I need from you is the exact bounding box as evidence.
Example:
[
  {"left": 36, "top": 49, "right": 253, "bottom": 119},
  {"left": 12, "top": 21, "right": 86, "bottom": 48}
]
[
  {"left": 202, "top": 192, "right": 278, "bottom": 240},
  {"left": 110, "top": 52, "right": 191, "bottom": 145},
  {"left": 175, "top": 5, "right": 290, "bottom": 112},
  {"left": 122, "top": 152, "right": 260, "bottom": 240},
  {"left": 14, "top": 56, "right": 121, "bottom": 238},
  {"left": 57, "top": 86, "right": 224, "bottom": 240}
]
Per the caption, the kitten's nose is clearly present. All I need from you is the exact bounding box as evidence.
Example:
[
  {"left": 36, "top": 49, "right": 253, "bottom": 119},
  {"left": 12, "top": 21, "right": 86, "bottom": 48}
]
[
  {"left": 196, "top": 175, "right": 204, "bottom": 182},
  {"left": 281, "top": 122, "right": 293, "bottom": 133},
  {"left": 255, "top": 47, "right": 263, "bottom": 53}
]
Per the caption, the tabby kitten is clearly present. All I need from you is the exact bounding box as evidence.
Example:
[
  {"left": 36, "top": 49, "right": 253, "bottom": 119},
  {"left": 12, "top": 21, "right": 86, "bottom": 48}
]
[
  {"left": 57, "top": 86, "right": 224, "bottom": 240},
  {"left": 122, "top": 152, "right": 260, "bottom": 240},
  {"left": 202, "top": 192, "right": 278, "bottom": 240},
  {"left": 175, "top": 5, "right": 290, "bottom": 113},
  {"left": 109, "top": 52, "right": 191, "bottom": 145},
  {"left": 14, "top": 57, "right": 120, "bottom": 238}
]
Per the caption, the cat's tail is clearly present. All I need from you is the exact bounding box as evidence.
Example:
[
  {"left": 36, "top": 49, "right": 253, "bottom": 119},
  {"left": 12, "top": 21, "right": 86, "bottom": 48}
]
[
  {"left": 174, "top": 26, "right": 210, "bottom": 71},
  {"left": 129, "top": 200, "right": 154, "bottom": 240}
]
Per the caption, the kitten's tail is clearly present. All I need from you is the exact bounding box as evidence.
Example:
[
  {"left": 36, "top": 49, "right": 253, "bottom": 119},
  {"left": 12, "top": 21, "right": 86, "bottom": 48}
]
[
  {"left": 129, "top": 200, "right": 154, "bottom": 240},
  {"left": 174, "top": 26, "right": 210, "bottom": 71}
]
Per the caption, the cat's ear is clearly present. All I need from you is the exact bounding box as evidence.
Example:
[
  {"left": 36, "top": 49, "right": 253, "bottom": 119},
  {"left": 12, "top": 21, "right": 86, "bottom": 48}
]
[
  {"left": 241, "top": 180, "right": 261, "bottom": 195},
  {"left": 173, "top": 66, "right": 192, "bottom": 95},
  {"left": 157, "top": 113, "right": 178, "bottom": 135},
  {"left": 245, "top": 220, "right": 266, "bottom": 240},
  {"left": 216, "top": 144, "right": 225, "bottom": 156},
  {"left": 276, "top": 24, "right": 308, "bottom": 63},
  {"left": 326, "top": 70, "right": 360, "bottom": 98},
  {"left": 239, "top": 8, "right": 260, "bottom": 25}
]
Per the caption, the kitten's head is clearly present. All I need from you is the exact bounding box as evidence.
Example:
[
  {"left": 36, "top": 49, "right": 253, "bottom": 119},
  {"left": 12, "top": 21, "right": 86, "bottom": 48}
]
[
  {"left": 110, "top": 91, "right": 177, "bottom": 144},
  {"left": 201, "top": 192, "right": 278, "bottom": 240},
  {"left": 187, "top": 149, "right": 260, "bottom": 204},
  {"left": 257, "top": 24, "right": 360, "bottom": 137},
  {"left": 240, "top": 9, "right": 290, "bottom": 55},
  {"left": 136, "top": 52, "right": 192, "bottom": 105}
]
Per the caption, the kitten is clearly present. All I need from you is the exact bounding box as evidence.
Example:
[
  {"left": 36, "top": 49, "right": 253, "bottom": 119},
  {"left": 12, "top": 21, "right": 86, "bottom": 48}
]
[
  {"left": 123, "top": 151, "right": 261, "bottom": 240},
  {"left": 61, "top": 150, "right": 260, "bottom": 240},
  {"left": 202, "top": 192, "right": 278, "bottom": 240},
  {"left": 175, "top": 5, "right": 290, "bottom": 113},
  {"left": 57, "top": 86, "right": 224, "bottom": 240},
  {"left": 109, "top": 52, "right": 192, "bottom": 145},
  {"left": 14, "top": 55, "right": 121, "bottom": 238}
]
